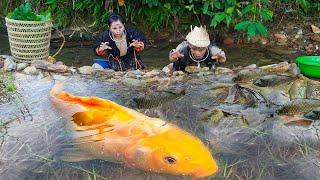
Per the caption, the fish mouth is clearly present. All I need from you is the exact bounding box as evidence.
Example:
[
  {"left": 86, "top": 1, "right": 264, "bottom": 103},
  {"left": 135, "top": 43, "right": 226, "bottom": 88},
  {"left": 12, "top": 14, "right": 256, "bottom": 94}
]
[{"left": 192, "top": 165, "right": 218, "bottom": 178}]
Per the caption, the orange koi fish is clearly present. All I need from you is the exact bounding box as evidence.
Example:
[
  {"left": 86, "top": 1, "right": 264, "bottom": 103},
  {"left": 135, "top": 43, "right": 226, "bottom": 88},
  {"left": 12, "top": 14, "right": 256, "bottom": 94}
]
[{"left": 50, "top": 83, "right": 218, "bottom": 178}]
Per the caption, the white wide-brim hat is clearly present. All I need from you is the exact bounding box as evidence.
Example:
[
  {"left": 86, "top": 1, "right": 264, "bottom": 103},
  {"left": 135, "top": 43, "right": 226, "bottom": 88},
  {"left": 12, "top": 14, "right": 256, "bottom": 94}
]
[{"left": 186, "top": 26, "right": 210, "bottom": 47}]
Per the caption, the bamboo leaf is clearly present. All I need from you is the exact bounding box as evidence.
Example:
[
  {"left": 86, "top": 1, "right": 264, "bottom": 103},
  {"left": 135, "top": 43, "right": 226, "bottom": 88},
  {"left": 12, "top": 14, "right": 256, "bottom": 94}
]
[
  {"left": 247, "top": 23, "right": 257, "bottom": 38},
  {"left": 214, "top": 12, "right": 225, "bottom": 23},
  {"left": 210, "top": 18, "right": 218, "bottom": 28},
  {"left": 241, "top": 4, "right": 254, "bottom": 14},
  {"left": 259, "top": 8, "right": 273, "bottom": 21},
  {"left": 255, "top": 21, "right": 268, "bottom": 36},
  {"left": 234, "top": 21, "right": 252, "bottom": 30},
  {"left": 203, "top": 1, "right": 209, "bottom": 14}
]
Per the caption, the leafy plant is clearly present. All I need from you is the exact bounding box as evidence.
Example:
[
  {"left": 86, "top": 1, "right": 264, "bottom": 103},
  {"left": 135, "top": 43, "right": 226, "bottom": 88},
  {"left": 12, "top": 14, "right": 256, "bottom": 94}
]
[
  {"left": 234, "top": 0, "right": 273, "bottom": 41},
  {"left": 7, "top": 2, "right": 51, "bottom": 21}
]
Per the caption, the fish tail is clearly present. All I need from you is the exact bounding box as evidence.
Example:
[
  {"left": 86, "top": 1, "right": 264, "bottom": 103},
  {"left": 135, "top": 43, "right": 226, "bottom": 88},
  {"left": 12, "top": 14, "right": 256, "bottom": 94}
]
[{"left": 50, "top": 81, "right": 64, "bottom": 98}]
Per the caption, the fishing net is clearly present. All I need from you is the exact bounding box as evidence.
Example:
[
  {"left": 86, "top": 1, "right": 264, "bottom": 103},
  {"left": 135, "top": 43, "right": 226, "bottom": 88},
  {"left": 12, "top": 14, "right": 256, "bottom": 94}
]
[{"left": 5, "top": 17, "right": 52, "bottom": 63}]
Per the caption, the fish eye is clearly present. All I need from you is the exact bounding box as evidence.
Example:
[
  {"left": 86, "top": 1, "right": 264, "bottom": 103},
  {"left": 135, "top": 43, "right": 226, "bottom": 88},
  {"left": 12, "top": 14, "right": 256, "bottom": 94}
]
[{"left": 164, "top": 156, "right": 177, "bottom": 165}]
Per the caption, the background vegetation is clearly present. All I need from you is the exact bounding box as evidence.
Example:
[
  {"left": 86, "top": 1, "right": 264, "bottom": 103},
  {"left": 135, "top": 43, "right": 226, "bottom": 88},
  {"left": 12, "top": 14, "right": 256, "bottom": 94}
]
[{"left": 0, "top": 0, "right": 319, "bottom": 40}]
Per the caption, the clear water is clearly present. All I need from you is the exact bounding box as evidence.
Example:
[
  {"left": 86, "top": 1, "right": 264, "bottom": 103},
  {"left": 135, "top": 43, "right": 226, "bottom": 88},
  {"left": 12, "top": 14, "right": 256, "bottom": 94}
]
[
  {"left": 0, "top": 73, "right": 319, "bottom": 180},
  {"left": 0, "top": 34, "right": 302, "bottom": 69},
  {"left": 1, "top": 33, "right": 319, "bottom": 180}
]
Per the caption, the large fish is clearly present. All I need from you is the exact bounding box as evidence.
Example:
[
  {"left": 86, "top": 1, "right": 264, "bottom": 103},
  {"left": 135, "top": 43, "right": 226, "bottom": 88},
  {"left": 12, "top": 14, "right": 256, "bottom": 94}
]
[
  {"left": 132, "top": 88, "right": 186, "bottom": 109},
  {"left": 276, "top": 99, "right": 320, "bottom": 115},
  {"left": 253, "top": 74, "right": 295, "bottom": 87},
  {"left": 50, "top": 83, "right": 218, "bottom": 178}
]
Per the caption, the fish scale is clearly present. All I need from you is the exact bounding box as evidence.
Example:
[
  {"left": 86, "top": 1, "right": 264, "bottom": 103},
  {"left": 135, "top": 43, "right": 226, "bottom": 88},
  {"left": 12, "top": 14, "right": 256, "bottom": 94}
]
[
  {"left": 276, "top": 99, "right": 320, "bottom": 115},
  {"left": 133, "top": 89, "right": 186, "bottom": 109},
  {"left": 50, "top": 83, "right": 218, "bottom": 178}
]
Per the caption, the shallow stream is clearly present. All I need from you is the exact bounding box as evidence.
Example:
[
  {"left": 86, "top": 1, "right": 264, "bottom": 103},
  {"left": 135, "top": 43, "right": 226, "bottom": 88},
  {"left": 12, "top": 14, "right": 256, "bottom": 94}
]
[{"left": 0, "top": 33, "right": 319, "bottom": 180}]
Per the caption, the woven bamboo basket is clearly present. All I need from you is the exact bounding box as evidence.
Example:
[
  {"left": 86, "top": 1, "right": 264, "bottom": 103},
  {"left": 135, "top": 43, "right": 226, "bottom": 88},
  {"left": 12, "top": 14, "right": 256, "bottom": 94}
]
[{"left": 5, "top": 17, "right": 53, "bottom": 62}]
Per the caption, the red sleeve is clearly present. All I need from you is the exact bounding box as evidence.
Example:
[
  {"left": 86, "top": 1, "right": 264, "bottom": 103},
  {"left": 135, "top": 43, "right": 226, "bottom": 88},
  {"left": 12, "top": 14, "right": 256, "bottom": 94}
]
[{"left": 96, "top": 48, "right": 106, "bottom": 56}]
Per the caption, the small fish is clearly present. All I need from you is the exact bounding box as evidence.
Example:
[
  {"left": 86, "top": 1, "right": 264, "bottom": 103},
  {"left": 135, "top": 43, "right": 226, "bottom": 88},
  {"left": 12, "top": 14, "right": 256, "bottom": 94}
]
[
  {"left": 306, "top": 80, "right": 320, "bottom": 100},
  {"left": 289, "top": 78, "right": 308, "bottom": 100},
  {"left": 276, "top": 99, "right": 320, "bottom": 115},
  {"left": 303, "top": 107, "right": 320, "bottom": 120},
  {"left": 50, "top": 83, "right": 217, "bottom": 178},
  {"left": 233, "top": 68, "right": 267, "bottom": 82},
  {"left": 132, "top": 89, "right": 186, "bottom": 109},
  {"left": 259, "top": 62, "right": 290, "bottom": 73},
  {"left": 199, "top": 108, "right": 224, "bottom": 123},
  {"left": 253, "top": 74, "right": 295, "bottom": 87},
  {"left": 234, "top": 62, "right": 291, "bottom": 82},
  {"left": 281, "top": 115, "right": 313, "bottom": 127}
]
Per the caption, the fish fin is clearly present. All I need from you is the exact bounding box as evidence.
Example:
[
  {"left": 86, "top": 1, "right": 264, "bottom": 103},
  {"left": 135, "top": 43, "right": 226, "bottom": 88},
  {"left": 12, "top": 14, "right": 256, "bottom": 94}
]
[
  {"left": 50, "top": 81, "right": 64, "bottom": 97},
  {"left": 59, "top": 147, "right": 96, "bottom": 162},
  {"left": 50, "top": 83, "right": 149, "bottom": 124},
  {"left": 72, "top": 129, "right": 114, "bottom": 144}
]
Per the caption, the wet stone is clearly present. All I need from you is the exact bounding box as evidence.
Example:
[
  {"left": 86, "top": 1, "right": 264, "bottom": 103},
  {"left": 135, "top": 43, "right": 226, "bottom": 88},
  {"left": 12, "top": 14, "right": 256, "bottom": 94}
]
[
  {"left": 31, "top": 60, "right": 51, "bottom": 70},
  {"left": 4, "top": 57, "right": 16, "bottom": 71},
  {"left": 121, "top": 77, "right": 147, "bottom": 87},
  {"left": 23, "top": 66, "right": 39, "bottom": 75},
  {"left": 78, "top": 66, "right": 93, "bottom": 75},
  {"left": 172, "top": 71, "right": 185, "bottom": 76},
  {"left": 16, "top": 63, "right": 28, "bottom": 71}
]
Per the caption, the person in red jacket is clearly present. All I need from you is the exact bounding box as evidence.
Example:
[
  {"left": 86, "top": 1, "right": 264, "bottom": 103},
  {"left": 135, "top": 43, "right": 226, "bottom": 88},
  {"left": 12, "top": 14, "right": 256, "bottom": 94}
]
[{"left": 93, "top": 13, "right": 147, "bottom": 71}]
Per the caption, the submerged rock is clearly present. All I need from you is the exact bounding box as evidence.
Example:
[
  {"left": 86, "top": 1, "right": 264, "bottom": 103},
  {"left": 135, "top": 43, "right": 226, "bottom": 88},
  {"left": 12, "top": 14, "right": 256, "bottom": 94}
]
[{"left": 78, "top": 66, "right": 93, "bottom": 75}]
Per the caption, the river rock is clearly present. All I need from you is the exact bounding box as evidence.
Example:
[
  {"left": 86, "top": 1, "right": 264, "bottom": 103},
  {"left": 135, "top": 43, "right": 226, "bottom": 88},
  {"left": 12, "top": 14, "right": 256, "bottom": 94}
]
[
  {"left": 107, "top": 78, "right": 120, "bottom": 83},
  {"left": 55, "top": 61, "right": 64, "bottom": 65},
  {"left": 311, "top": 34, "right": 320, "bottom": 42},
  {"left": 4, "top": 57, "right": 16, "bottom": 71},
  {"left": 215, "top": 67, "right": 234, "bottom": 75},
  {"left": 274, "top": 32, "right": 287, "bottom": 44},
  {"left": 68, "top": 67, "right": 77, "bottom": 74},
  {"left": 47, "top": 64, "right": 68, "bottom": 73},
  {"left": 143, "top": 70, "right": 161, "bottom": 78},
  {"left": 78, "top": 66, "right": 93, "bottom": 75},
  {"left": 244, "top": 64, "right": 257, "bottom": 69},
  {"left": 145, "top": 77, "right": 160, "bottom": 84},
  {"left": 162, "top": 66, "right": 171, "bottom": 74},
  {"left": 16, "top": 63, "right": 29, "bottom": 71},
  {"left": 31, "top": 60, "right": 51, "bottom": 70},
  {"left": 185, "top": 66, "right": 200, "bottom": 73},
  {"left": 305, "top": 44, "right": 314, "bottom": 53},
  {"left": 93, "top": 69, "right": 115, "bottom": 78},
  {"left": 172, "top": 71, "right": 185, "bottom": 76},
  {"left": 23, "top": 66, "right": 39, "bottom": 75},
  {"left": 126, "top": 70, "right": 142, "bottom": 79},
  {"left": 121, "top": 77, "right": 146, "bottom": 87},
  {"left": 115, "top": 71, "right": 126, "bottom": 77},
  {"left": 311, "top": 25, "right": 320, "bottom": 34}
]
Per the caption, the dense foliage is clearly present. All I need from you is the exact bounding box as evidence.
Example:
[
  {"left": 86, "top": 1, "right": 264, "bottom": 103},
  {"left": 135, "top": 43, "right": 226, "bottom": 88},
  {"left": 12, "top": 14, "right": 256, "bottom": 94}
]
[
  {"left": 7, "top": 2, "right": 51, "bottom": 21},
  {"left": 0, "top": 0, "right": 319, "bottom": 39}
]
